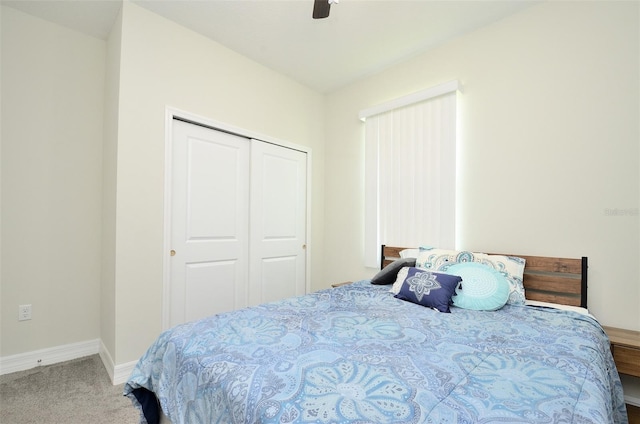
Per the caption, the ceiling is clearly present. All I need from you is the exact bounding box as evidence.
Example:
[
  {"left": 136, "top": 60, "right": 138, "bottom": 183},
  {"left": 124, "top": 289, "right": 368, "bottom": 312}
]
[{"left": 2, "top": 0, "right": 538, "bottom": 93}]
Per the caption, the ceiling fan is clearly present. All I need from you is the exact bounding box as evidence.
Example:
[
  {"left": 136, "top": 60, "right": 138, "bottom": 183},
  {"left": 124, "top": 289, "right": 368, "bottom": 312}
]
[{"left": 313, "top": 0, "right": 338, "bottom": 19}]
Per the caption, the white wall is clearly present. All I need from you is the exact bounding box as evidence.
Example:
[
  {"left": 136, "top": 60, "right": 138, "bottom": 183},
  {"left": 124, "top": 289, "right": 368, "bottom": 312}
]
[
  {"left": 324, "top": 1, "right": 639, "bottom": 331},
  {"left": 100, "top": 6, "right": 122, "bottom": 364},
  {"left": 1, "top": 7, "right": 106, "bottom": 356},
  {"left": 108, "top": 2, "right": 325, "bottom": 364}
]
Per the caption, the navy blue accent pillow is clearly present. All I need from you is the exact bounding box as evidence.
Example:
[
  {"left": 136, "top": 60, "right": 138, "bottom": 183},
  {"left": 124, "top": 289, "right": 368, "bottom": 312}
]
[
  {"left": 394, "top": 267, "right": 462, "bottom": 313},
  {"left": 371, "top": 257, "right": 416, "bottom": 285}
]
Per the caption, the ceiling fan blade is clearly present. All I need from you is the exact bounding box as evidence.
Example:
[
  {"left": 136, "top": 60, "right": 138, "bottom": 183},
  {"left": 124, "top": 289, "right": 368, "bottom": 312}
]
[{"left": 312, "top": 0, "right": 330, "bottom": 19}]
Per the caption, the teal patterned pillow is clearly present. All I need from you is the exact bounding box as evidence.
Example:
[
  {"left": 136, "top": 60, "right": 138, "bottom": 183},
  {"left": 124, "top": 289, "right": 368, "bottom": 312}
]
[
  {"left": 416, "top": 247, "right": 526, "bottom": 305},
  {"left": 415, "top": 248, "right": 468, "bottom": 269},
  {"left": 447, "top": 262, "right": 510, "bottom": 311}
]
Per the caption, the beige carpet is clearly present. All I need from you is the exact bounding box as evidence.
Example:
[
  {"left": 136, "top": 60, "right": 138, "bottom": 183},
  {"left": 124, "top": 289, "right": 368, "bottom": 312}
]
[{"left": 0, "top": 354, "right": 141, "bottom": 423}]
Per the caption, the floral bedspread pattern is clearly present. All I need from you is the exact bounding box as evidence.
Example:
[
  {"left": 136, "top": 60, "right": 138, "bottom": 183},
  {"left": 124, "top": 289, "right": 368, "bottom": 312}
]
[{"left": 124, "top": 281, "right": 627, "bottom": 424}]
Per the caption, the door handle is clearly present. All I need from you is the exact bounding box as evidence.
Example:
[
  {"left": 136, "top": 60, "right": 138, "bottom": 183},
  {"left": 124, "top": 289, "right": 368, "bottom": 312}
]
[{"left": 170, "top": 250, "right": 176, "bottom": 256}]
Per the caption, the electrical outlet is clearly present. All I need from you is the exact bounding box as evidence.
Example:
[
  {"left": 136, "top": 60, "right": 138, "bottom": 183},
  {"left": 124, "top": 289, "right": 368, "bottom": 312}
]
[{"left": 18, "top": 304, "right": 32, "bottom": 321}]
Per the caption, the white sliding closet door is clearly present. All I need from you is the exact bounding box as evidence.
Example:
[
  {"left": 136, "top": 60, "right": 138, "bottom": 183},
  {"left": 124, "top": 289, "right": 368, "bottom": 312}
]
[
  {"left": 170, "top": 120, "right": 250, "bottom": 327},
  {"left": 168, "top": 119, "right": 307, "bottom": 328},
  {"left": 249, "top": 142, "right": 307, "bottom": 305}
]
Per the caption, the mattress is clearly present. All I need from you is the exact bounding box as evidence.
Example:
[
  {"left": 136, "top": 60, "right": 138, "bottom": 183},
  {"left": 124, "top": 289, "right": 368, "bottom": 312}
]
[{"left": 124, "top": 280, "right": 627, "bottom": 423}]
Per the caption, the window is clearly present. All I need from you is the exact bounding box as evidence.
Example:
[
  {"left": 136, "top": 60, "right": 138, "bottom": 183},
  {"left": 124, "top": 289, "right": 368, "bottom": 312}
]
[{"left": 361, "top": 81, "right": 460, "bottom": 267}]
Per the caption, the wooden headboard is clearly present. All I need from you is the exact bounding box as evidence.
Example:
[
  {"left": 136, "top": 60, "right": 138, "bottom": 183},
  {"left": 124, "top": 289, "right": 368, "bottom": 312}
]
[{"left": 380, "top": 245, "right": 588, "bottom": 308}]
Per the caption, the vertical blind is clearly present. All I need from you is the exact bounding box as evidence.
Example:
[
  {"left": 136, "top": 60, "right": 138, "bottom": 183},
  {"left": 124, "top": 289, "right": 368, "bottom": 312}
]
[{"left": 362, "top": 83, "right": 459, "bottom": 268}]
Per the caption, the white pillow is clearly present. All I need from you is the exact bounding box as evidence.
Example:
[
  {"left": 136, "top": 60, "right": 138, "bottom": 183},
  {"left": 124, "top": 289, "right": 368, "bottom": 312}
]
[
  {"left": 389, "top": 266, "right": 411, "bottom": 294},
  {"left": 399, "top": 248, "right": 420, "bottom": 259}
]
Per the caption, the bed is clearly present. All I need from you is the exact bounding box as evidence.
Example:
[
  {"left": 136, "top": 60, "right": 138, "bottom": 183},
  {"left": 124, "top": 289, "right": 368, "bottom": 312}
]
[{"left": 124, "top": 245, "right": 628, "bottom": 423}]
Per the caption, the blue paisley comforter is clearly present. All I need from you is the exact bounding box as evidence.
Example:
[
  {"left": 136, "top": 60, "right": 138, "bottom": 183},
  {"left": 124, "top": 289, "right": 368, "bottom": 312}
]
[{"left": 124, "top": 281, "right": 628, "bottom": 423}]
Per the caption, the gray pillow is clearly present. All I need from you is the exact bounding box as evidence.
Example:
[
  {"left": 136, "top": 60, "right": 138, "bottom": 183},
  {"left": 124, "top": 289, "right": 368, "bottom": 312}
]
[{"left": 371, "top": 257, "right": 416, "bottom": 285}]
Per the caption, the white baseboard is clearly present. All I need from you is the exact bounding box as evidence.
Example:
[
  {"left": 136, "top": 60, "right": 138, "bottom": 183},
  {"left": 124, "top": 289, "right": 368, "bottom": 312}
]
[
  {"left": 98, "top": 340, "right": 116, "bottom": 382},
  {"left": 113, "top": 359, "right": 137, "bottom": 385},
  {"left": 97, "top": 340, "right": 136, "bottom": 385},
  {"left": 0, "top": 339, "right": 137, "bottom": 385},
  {"left": 626, "top": 395, "right": 640, "bottom": 407},
  {"left": 620, "top": 375, "right": 640, "bottom": 407},
  {"left": 0, "top": 339, "right": 100, "bottom": 376}
]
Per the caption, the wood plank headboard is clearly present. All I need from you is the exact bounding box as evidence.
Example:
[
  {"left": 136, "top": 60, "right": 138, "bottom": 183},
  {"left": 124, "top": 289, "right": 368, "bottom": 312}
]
[{"left": 380, "top": 245, "right": 588, "bottom": 308}]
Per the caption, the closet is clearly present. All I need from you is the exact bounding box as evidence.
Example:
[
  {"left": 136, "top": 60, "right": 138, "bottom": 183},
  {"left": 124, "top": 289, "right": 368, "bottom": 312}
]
[{"left": 167, "top": 119, "right": 307, "bottom": 328}]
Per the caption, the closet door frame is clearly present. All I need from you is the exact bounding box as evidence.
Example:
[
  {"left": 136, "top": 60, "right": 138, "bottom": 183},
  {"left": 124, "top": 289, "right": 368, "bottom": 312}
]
[{"left": 161, "top": 107, "right": 312, "bottom": 331}]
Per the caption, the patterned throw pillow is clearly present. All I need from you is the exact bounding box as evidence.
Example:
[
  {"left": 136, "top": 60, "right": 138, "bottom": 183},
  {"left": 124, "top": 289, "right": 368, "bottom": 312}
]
[
  {"left": 415, "top": 248, "right": 526, "bottom": 305},
  {"left": 448, "top": 262, "right": 510, "bottom": 311},
  {"left": 393, "top": 267, "right": 462, "bottom": 313}
]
